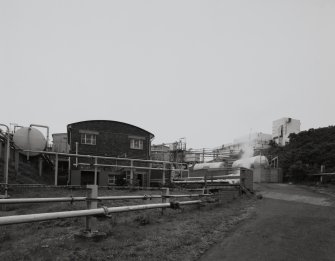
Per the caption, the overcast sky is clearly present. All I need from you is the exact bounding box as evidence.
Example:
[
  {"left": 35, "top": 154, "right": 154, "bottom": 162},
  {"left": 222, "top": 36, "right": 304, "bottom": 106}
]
[{"left": 1, "top": 0, "right": 334, "bottom": 149}]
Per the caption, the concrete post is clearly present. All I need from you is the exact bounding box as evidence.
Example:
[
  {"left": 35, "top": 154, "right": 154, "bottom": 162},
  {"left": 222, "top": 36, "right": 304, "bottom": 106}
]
[
  {"left": 161, "top": 187, "right": 170, "bottom": 215},
  {"left": 85, "top": 185, "right": 98, "bottom": 232}
]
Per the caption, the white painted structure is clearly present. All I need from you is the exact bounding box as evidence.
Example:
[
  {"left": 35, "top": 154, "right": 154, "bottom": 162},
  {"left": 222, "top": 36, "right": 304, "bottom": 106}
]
[
  {"left": 13, "top": 127, "right": 47, "bottom": 156},
  {"left": 272, "top": 117, "right": 300, "bottom": 146},
  {"left": 232, "top": 156, "right": 269, "bottom": 169},
  {"left": 52, "top": 133, "right": 69, "bottom": 153},
  {"left": 193, "top": 162, "right": 226, "bottom": 171}
]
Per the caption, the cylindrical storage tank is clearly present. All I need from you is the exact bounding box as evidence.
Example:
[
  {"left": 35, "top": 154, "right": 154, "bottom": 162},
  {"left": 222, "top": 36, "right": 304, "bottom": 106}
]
[
  {"left": 193, "top": 162, "right": 225, "bottom": 171},
  {"left": 13, "top": 127, "right": 47, "bottom": 156},
  {"left": 251, "top": 156, "right": 269, "bottom": 168},
  {"left": 232, "top": 158, "right": 251, "bottom": 169},
  {"left": 232, "top": 156, "right": 269, "bottom": 169}
]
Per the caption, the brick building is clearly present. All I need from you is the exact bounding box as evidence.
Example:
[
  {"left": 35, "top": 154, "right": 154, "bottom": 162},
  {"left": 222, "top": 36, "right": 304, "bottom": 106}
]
[{"left": 67, "top": 120, "right": 155, "bottom": 186}]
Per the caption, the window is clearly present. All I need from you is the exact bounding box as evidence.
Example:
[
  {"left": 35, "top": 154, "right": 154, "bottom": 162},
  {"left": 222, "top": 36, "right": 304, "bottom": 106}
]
[
  {"left": 108, "top": 175, "right": 116, "bottom": 185},
  {"left": 130, "top": 138, "right": 144, "bottom": 149},
  {"left": 81, "top": 133, "right": 96, "bottom": 145}
]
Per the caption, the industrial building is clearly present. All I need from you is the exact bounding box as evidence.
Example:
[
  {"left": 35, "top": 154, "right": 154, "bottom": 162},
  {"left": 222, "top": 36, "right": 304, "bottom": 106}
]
[
  {"left": 232, "top": 156, "right": 283, "bottom": 183},
  {"left": 151, "top": 144, "right": 170, "bottom": 162},
  {"left": 67, "top": 120, "right": 155, "bottom": 186},
  {"left": 52, "top": 133, "right": 69, "bottom": 154},
  {"left": 272, "top": 117, "right": 300, "bottom": 146}
]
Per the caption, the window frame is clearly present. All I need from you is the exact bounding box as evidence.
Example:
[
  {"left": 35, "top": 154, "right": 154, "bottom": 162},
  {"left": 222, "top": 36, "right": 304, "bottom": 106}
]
[
  {"left": 81, "top": 133, "right": 97, "bottom": 145},
  {"left": 108, "top": 175, "right": 116, "bottom": 185},
  {"left": 130, "top": 138, "right": 144, "bottom": 150}
]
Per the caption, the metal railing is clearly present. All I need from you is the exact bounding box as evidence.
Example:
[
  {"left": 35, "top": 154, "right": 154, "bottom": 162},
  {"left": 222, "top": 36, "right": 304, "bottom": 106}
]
[
  {"left": 0, "top": 193, "right": 209, "bottom": 204},
  {"left": 20, "top": 149, "right": 190, "bottom": 186},
  {"left": 0, "top": 186, "right": 215, "bottom": 230},
  {"left": 0, "top": 200, "right": 202, "bottom": 226}
]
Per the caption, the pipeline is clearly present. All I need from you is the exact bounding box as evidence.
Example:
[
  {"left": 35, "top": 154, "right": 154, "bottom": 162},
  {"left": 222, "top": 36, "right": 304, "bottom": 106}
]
[{"left": 0, "top": 200, "right": 202, "bottom": 225}]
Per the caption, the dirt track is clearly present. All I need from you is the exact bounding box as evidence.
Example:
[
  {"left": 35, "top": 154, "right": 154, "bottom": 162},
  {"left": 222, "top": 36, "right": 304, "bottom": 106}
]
[{"left": 199, "top": 183, "right": 335, "bottom": 261}]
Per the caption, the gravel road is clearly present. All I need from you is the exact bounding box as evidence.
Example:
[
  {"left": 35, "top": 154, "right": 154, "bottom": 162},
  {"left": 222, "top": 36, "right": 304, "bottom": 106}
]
[{"left": 199, "top": 183, "right": 335, "bottom": 261}]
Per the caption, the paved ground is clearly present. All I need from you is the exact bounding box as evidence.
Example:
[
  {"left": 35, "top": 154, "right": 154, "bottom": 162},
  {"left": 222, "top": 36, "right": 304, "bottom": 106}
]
[{"left": 199, "top": 183, "right": 335, "bottom": 261}]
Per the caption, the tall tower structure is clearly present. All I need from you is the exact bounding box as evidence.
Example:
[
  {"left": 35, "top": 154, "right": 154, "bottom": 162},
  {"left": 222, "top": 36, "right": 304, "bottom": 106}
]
[{"left": 272, "top": 117, "right": 300, "bottom": 146}]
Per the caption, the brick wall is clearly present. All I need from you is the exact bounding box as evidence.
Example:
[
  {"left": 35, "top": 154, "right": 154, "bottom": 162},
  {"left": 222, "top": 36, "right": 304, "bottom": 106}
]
[{"left": 67, "top": 120, "right": 154, "bottom": 186}]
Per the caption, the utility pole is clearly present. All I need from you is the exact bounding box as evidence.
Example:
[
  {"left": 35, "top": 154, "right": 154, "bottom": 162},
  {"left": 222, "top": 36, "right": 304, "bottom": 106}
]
[{"left": 0, "top": 124, "right": 10, "bottom": 198}]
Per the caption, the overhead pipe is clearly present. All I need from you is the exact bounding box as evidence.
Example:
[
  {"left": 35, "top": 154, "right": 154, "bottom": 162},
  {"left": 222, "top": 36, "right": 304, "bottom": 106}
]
[
  {"left": 29, "top": 124, "right": 49, "bottom": 148},
  {"left": 20, "top": 149, "right": 188, "bottom": 168},
  {"left": 13, "top": 125, "right": 24, "bottom": 133}
]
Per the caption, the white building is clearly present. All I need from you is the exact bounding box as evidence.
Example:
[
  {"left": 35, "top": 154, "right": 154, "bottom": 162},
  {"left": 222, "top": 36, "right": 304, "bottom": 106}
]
[{"left": 272, "top": 117, "right": 300, "bottom": 146}]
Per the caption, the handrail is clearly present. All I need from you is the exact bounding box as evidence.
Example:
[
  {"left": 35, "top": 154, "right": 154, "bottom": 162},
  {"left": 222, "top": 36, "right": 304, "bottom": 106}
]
[
  {"left": 0, "top": 193, "right": 211, "bottom": 204},
  {"left": 0, "top": 200, "right": 202, "bottom": 225},
  {"left": 21, "top": 149, "right": 188, "bottom": 167}
]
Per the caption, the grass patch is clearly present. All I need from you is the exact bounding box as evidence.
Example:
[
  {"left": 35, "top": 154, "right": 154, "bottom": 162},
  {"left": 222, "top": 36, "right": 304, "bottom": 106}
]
[{"left": 0, "top": 187, "right": 255, "bottom": 261}]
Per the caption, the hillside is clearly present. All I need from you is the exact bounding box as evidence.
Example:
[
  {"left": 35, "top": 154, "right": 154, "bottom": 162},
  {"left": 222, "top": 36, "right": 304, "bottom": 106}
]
[{"left": 267, "top": 126, "right": 335, "bottom": 181}]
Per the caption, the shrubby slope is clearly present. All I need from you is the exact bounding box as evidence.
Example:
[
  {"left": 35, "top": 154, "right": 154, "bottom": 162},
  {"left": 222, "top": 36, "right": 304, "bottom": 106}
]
[{"left": 267, "top": 126, "right": 335, "bottom": 181}]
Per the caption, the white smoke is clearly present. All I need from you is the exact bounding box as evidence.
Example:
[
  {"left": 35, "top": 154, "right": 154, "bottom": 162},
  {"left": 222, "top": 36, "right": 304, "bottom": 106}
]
[{"left": 240, "top": 143, "right": 254, "bottom": 160}]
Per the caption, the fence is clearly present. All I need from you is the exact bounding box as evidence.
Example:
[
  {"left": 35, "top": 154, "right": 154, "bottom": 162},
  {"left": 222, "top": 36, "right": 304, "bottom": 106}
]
[
  {"left": 19, "top": 149, "right": 190, "bottom": 187},
  {"left": 0, "top": 185, "right": 219, "bottom": 236}
]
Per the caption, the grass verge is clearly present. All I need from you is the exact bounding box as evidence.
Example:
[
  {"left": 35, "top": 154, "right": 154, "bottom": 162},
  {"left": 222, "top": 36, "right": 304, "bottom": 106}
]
[{"left": 0, "top": 187, "right": 255, "bottom": 261}]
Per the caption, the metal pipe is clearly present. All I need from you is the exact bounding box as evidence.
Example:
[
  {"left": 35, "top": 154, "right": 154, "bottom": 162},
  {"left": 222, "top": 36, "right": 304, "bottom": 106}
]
[
  {"left": 75, "top": 142, "right": 78, "bottom": 167},
  {"left": 54, "top": 153, "right": 58, "bottom": 186},
  {"left": 94, "top": 157, "right": 98, "bottom": 185},
  {"left": 173, "top": 179, "right": 240, "bottom": 186},
  {"left": 0, "top": 197, "right": 86, "bottom": 204},
  {"left": 30, "top": 124, "right": 49, "bottom": 148},
  {"left": 0, "top": 124, "right": 10, "bottom": 198},
  {"left": 13, "top": 125, "right": 24, "bottom": 133},
  {"left": 21, "top": 149, "right": 187, "bottom": 167},
  {"left": 67, "top": 157, "right": 71, "bottom": 185},
  {"left": 0, "top": 200, "right": 201, "bottom": 225},
  {"left": 0, "top": 194, "right": 207, "bottom": 204},
  {"left": 78, "top": 163, "right": 189, "bottom": 174},
  {"left": 176, "top": 175, "right": 240, "bottom": 179},
  {"left": 130, "top": 160, "right": 134, "bottom": 185},
  {"left": 88, "top": 163, "right": 167, "bottom": 171}
]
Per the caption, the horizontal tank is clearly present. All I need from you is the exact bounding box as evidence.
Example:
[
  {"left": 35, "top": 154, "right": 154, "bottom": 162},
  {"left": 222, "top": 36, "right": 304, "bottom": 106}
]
[
  {"left": 193, "top": 162, "right": 226, "bottom": 171},
  {"left": 232, "top": 156, "right": 269, "bottom": 169},
  {"left": 13, "top": 127, "right": 47, "bottom": 156}
]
